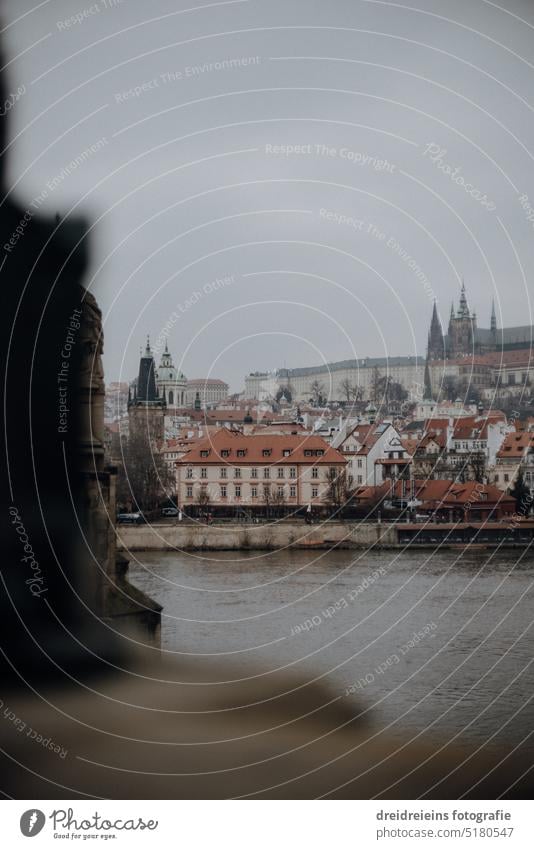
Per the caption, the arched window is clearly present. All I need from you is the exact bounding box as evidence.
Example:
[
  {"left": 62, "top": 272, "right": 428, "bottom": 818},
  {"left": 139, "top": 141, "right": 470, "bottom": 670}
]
[{"left": 168, "top": 390, "right": 174, "bottom": 405}]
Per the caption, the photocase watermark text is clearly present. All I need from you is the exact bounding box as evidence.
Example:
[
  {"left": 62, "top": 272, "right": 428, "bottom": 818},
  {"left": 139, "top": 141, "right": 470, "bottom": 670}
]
[
  {"left": 9, "top": 506, "right": 47, "bottom": 597},
  {"left": 422, "top": 143, "right": 496, "bottom": 211}
]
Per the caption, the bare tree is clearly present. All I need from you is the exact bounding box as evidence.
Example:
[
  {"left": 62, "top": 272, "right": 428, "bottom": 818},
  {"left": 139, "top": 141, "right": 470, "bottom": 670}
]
[
  {"left": 375, "top": 376, "right": 408, "bottom": 411},
  {"left": 457, "top": 377, "right": 482, "bottom": 404},
  {"left": 339, "top": 378, "right": 354, "bottom": 403},
  {"left": 438, "top": 376, "right": 459, "bottom": 401},
  {"left": 197, "top": 486, "right": 211, "bottom": 509},
  {"left": 116, "top": 430, "right": 173, "bottom": 513},
  {"left": 468, "top": 452, "right": 486, "bottom": 484},
  {"left": 323, "top": 467, "right": 348, "bottom": 515},
  {"left": 310, "top": 379, "right": 326, "bottom": 406},
  {"left": 370, "top": 367, "right": 382, "bottom": 403},
  {"left": 272, "top": 487, "right": 287, "bottom": 517},
  {"left": 262, "top": 484, "right": 273, "bottom": 518},
  {"left": 352, "top": 384, "right": 364, "bottom": 402},
  {"left": 339, "top": 378, "right": 364, "bottom": 407},
  {"left": 275, "top": 385, "right": 292, "bottom": 403}
]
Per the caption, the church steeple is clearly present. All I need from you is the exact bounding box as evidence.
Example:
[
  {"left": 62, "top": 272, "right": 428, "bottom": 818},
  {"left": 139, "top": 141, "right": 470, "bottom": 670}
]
[
  {"left": 458, "top": 282, "right": 470, "bottom": 318},
  {"left": 159, "top": 340, "right": 174, "bottom": 369},
  {"left": 135, "top": 339, "right": 159, "bottom": 403},
  {"left": 448, "top": 301, "right": 455, "bottom": 337},
  {"left": 427, "top": 300, "right": 444, "bottom": 361},
  {"left": 491, "top": 300, "right": 497, "bottom": 332},
  {"left": 128, "top": 337, "right": 166, "bottom": 442}
]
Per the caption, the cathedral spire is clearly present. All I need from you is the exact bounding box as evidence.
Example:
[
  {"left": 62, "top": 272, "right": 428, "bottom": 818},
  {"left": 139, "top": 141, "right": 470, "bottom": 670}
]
[
  {"left": 458, "top": 281, "right": 470, "bottom": 317},
  {"left": 491, "top": 299, "right": 497, "bottom": 332},
  {"left": 427, "top": 300, "right": 444, "bottom": 360}
]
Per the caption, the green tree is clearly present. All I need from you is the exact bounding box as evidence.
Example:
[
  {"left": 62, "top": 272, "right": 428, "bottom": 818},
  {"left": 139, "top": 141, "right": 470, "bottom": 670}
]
[{"left": 510, "top": 470, "right": 532, "bottom": 516}]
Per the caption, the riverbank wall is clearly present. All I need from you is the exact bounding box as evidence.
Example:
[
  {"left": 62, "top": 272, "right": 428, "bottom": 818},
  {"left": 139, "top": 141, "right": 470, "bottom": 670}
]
[
  {"left": 116, "top": 521, "right": 398, "bottom": 551},
  {"left": 116, "top": 519, "right": 534, "bottom": 552}
]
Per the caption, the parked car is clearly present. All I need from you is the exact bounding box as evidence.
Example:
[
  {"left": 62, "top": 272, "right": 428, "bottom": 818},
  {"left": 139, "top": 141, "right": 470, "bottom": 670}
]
[
  {"left": 116, "top": 512, "right": 144, "bottom": 524},
  {"left": 161, "top": 507, "right": 179, "bottom": 517}
]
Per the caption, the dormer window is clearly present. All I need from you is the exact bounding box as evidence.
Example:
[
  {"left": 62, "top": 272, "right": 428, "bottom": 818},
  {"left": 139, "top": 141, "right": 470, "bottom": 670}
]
[
  {"left": 262, "top": 449, "right": 272, "bottom": 457},
  {"left": 316, "top": 449, "right": 324, "bottom": 456},
  {"left": 283, "top": 449, "right": 291, "bottom": 457},
  {"left": 200, "top": 450, "right": 210, "bottom": 458},
  {"left": 237, "top": 449, "right": 247, "bottom": 457},
  {"left": 221, "top": 449, "right": 230, "bottom": 458}
]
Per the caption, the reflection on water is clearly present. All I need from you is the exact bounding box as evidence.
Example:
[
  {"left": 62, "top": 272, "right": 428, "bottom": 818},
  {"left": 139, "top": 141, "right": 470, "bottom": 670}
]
[{"left": 129, "top": 547, "right": 534, "bottom": 748}]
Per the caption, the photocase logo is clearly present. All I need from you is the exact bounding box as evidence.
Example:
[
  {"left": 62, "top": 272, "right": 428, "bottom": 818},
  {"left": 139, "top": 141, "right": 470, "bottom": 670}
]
[{"left": 20, "top": 809, "right": 45, "bottom": 837}]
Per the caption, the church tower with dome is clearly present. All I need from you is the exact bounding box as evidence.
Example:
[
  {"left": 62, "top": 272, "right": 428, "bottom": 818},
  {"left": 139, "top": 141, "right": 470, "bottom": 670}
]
[{"left": 155, "top": 341, "right": 187, "bottom": 408}]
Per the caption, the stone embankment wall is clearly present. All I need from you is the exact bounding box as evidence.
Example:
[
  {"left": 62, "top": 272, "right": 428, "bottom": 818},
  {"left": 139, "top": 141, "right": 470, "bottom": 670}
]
[{"left": 116, "top": 521, "right": 398, "bottom": 552}]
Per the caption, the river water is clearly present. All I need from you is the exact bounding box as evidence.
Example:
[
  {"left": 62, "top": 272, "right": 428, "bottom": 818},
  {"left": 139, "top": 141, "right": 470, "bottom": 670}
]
[{"left": 129, "top": 547, "right": 534, "bottom": 749}]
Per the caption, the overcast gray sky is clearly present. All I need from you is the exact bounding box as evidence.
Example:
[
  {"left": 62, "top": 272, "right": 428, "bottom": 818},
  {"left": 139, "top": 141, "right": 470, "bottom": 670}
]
[{"left": 4, "top": 0, "right": 534, "bottom": 391}]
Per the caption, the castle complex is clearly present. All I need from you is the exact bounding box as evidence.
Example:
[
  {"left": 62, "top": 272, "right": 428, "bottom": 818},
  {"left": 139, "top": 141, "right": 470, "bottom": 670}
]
[
  {"left": 244, "top": 284, "right": 534, "bottom": 404},
  {"left": 126, "top": 287, "right": 533, "bottom": 411},
  {"left": 427, "top": 283, "right": 533, "bottom": 360}
]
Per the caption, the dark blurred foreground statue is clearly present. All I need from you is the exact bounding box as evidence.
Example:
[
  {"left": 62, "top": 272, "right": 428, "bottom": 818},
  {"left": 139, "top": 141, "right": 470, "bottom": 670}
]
[{"left": 0, "top": 54, "right": 532, "bottom": 800}]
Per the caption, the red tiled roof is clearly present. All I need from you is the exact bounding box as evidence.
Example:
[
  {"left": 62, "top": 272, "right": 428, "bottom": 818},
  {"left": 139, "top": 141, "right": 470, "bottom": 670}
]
[
  {"left": 497, "top": 431, "right": 534, "bottom": 459},
  {"left": 355, "top": 478, "right": 515, "bottom": 508},
  {"left": 401, "top": 438, "right": 420, "bottom": 456},
  {"left": 341, "top": 423, "right": 385, "bottom": 455},
  {"left": 418, "top": 432, "right": 446, "bottom": 449},
  {"left": 177, "top": 428, "right": 346, "bottom": 465},
  {"left": 431, "top": 349, "right": 533, "bottom": 368},
  {"left": 452, "top": 413, "right": 506, "bottom": 441},
  {"left": 424, "top": 418, "right": 451, "bottom": 432}
]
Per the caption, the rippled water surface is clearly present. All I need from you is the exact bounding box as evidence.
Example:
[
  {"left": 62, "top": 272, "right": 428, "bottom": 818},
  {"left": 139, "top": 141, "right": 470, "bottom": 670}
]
[{"left": 129, "top": 547, "right": 534, "bottom": 748}]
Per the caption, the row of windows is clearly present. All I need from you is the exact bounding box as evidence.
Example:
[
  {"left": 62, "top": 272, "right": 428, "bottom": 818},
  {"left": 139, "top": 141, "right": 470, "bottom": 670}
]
[
  {"left": 185, "top": 467, "right": 335, "bottom": 479},
  {"left": 184, "top": 484, "right": 322, "bottom": 499},
  {"left": 198, "top": 446, "right": 328, "bottom": 459},
  {"left": 493, "top": 372, "right": 531, "bottom": 385},
  {"left": 494, "top": 472, "right": 531, "bottom": 484}
]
